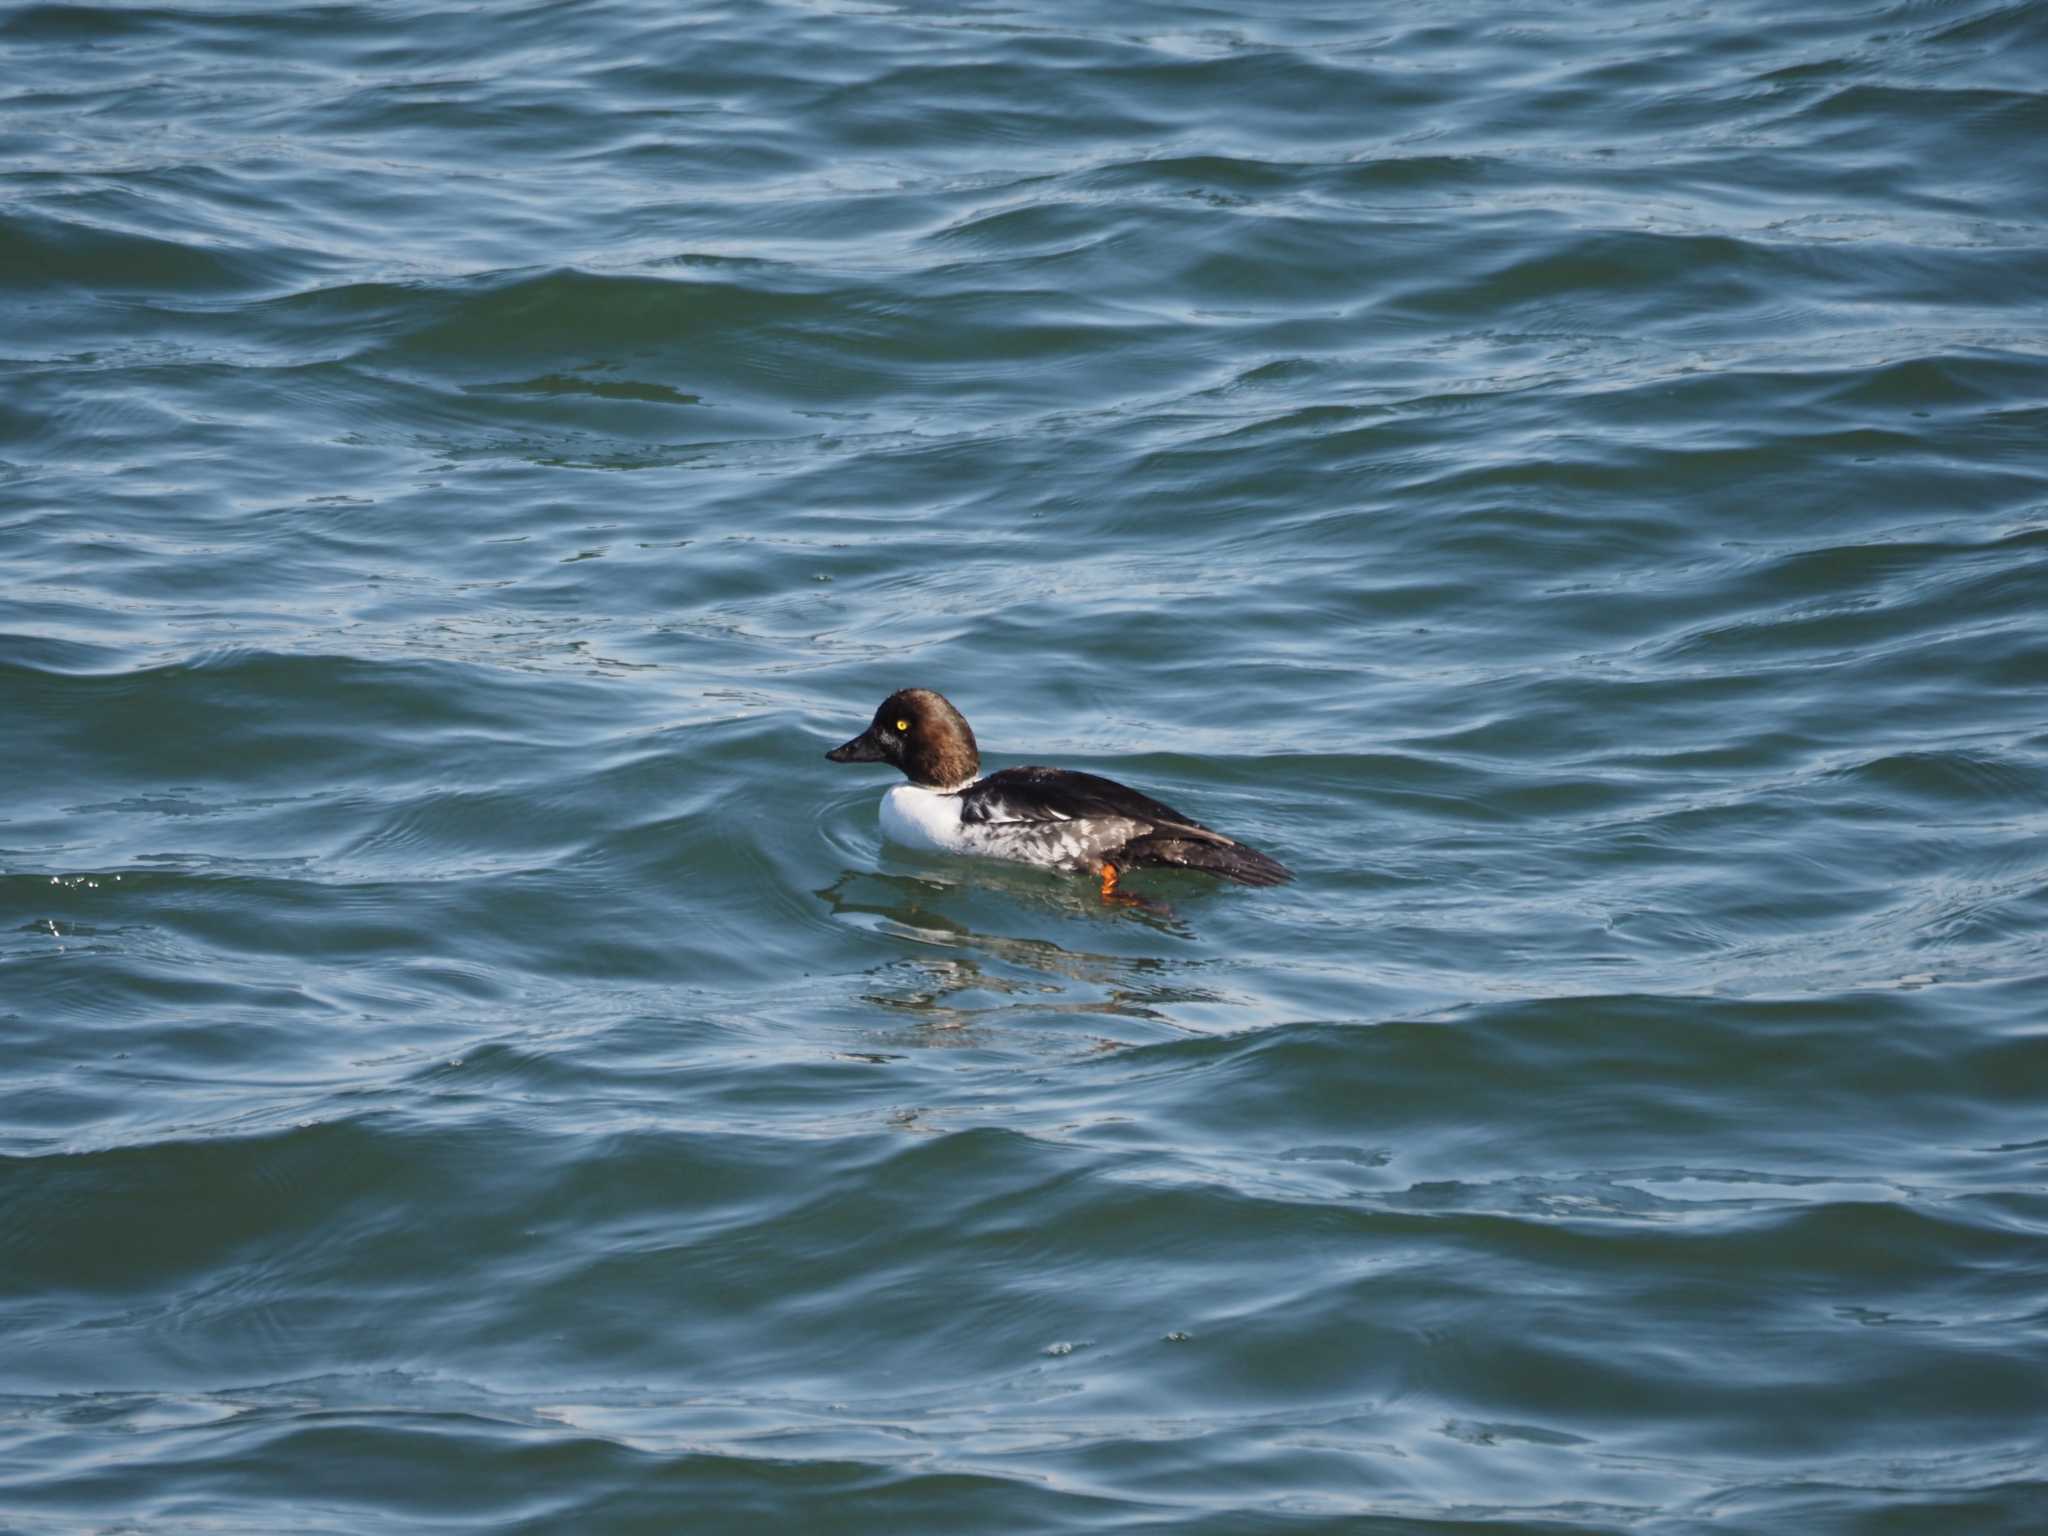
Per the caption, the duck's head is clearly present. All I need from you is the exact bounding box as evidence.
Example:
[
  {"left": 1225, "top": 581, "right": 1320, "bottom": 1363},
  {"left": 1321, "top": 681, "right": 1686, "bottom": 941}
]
[{"left": 826, "top": 688, "right": 980, "bottom": 791}]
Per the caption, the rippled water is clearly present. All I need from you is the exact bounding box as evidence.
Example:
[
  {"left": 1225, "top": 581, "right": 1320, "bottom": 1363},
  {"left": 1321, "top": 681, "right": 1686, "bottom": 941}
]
[{"left": 5, "top": 0, "right": 2047, "bottom": 1530}]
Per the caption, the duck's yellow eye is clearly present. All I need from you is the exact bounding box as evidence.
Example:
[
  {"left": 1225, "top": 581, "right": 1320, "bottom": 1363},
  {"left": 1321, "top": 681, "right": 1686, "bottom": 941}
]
[{"left": 895, "top": 719, "right": 909, "bottom": 732}]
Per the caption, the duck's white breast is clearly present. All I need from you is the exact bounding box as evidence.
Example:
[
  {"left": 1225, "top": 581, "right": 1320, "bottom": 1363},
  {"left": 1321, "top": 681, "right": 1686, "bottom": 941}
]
[{"left": 880, "top": 782, "right": 969, "bottom": 852}]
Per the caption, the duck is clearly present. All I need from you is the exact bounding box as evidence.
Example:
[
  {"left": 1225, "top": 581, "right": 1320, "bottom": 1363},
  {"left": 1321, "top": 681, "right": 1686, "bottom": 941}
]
[{"left": 826, "top": 688, "right": 1292, "bottom": 893}]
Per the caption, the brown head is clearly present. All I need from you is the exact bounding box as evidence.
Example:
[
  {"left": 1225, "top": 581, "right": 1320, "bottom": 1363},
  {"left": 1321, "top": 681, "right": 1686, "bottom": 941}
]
[{"left": 826, "top": 688, "right": 981, "bottom": 791}]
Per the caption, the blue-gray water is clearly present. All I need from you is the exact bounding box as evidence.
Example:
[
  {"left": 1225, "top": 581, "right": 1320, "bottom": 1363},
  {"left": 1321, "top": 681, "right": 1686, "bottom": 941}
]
[{"left": 5, "top": 1, "right": 2047, "bottom": 1530}]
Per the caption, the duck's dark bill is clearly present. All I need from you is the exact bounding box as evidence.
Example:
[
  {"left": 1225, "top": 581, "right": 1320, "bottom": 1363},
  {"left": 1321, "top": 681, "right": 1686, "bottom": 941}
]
[{"left": 827, "top": 729, "right": 887, "bottom": 763}]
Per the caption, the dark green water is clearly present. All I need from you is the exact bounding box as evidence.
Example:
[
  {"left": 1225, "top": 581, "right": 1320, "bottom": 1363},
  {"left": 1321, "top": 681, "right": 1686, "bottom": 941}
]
[{"left": 5, "top": 1, "right": 2047, "bottom": 1530}]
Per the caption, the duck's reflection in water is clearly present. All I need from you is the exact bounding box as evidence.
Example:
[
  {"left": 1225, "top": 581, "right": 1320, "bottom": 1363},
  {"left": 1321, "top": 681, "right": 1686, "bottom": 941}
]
[{"left": 815, "top": 868, "right": 1233, "bottom": 1045}]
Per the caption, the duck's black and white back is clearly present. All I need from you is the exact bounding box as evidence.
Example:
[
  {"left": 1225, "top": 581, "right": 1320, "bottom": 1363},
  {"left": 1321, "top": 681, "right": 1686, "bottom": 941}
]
[{"left": 827, "top": 689, "right": 1291, "bottom": 888}]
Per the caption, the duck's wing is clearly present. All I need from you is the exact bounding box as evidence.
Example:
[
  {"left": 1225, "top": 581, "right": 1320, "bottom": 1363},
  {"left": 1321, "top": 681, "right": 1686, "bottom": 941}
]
[
  {"left": 961, "top": 766, "right": 1233, "bottom": 847},
  {"left": 1116, "top": 831, "right": 1294, "bottom": 886}
]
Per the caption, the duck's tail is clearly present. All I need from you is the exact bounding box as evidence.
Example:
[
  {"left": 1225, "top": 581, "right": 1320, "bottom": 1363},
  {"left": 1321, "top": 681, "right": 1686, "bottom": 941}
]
[{"left": 1117, "top": 833, "right": 1294, "bottom": 887}]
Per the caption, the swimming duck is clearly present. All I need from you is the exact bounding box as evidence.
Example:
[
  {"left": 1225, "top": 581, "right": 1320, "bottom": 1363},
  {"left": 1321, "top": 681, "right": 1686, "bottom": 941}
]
[{"left": 826, "top": 688, "right": 1292, "bottom": 893}]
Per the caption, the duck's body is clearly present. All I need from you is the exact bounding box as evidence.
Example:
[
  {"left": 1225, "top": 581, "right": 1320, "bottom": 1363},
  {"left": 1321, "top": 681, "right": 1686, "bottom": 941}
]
[{"left": 827, "top": 689, "right": 1291, "bottom": 889}]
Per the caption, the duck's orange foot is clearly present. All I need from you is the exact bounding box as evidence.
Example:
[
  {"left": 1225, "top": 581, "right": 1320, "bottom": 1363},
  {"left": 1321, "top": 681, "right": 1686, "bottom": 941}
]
[
  {"left": 1097, "top": 862, "right": 1150, "bottom": 907},
  {"left": 1094, "top": 861, "right": 1168, "bottom": 914}
]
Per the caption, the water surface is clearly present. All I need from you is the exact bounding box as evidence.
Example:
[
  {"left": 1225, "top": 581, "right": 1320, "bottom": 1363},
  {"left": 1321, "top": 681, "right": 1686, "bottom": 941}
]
[{"left": 4, "top": 1, "right": 2047, "bottom": 1530}]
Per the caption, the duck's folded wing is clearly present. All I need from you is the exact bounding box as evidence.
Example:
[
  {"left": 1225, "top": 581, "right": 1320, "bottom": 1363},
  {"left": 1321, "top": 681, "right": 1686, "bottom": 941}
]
[{"left": 962, "top": 766, "right": 1233, "bottom": 846}]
